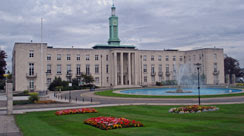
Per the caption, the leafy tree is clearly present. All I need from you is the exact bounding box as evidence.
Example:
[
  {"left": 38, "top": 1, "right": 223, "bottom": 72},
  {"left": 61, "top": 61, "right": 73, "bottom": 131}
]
[
  {"left": 0, "top": 50, "right": 7, "bottom": 79},
  {"left": 224, "top": 55, "right": 241, "bottom": 83},
  {"left": 48, "top": 77, "right": 68, "bottom": 91},
  {"left": 82, "top": 74, "right": 94, "bottom": 85}
]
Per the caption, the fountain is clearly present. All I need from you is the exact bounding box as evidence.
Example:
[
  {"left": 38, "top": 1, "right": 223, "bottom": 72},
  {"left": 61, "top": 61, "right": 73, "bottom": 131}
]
[{"left": 166, "top": 63, "right": 193, "bottom": 93}]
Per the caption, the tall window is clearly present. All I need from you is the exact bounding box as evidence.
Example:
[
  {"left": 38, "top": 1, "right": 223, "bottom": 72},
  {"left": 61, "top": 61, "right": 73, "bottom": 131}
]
[
  {"left": 57, "top": 54, "right": 61, "bottom": 60},
  {"left": 86, "top": 55, "right": 90, "bottom": 61},
  {"left": 166, "top": 64, "right": 169, "bottom": 73},
  {"left": 95, "top": 77, "right": 99, "bottom": 84},
  {"left": 143, "top": 55, "right": 147, "bottom": 61},
  {"left": 47, "top": 64, "right": 51, "bottom": 74},
  {"left": 29, "top": 80, "right": 34, "bottom": 89},
  {"left": 29, "top": 50, "right": 34, "bottom": 58},
  {"left": 151, "top": 65, "right": 155, "bottom": 73},
  {"left": 179, "top": 56, "right": 183, "bottom": 61},
  {"left": 95, "top": 55, "right": 99, "bottom": 61},
  {"left": 158, "top": 64, "right": 162, "bottom": 73},
  {"left": 152, "top": 76, "right": 155, "bottom": 82},
  {"left": 76, "top": 54, "right": 80, "bottom": 61},
  {"left": 106, "top": 64, "right": 109, "bottom": 74},
  {"left": 158, "top": 55, "right": 162, "bottom": 61},
  {"left": 29, "top": 63, "right": 34, "bottom": 75},
  {"left": 188, "top": 56, "right": 191, "bottom": 61},
  {"left": 166, "top": 56, "right": 169, "bottom": 61},
  {"left": 67, "top": 64, "right": 71, "bottom": 74},
  {"left": 57, "top": 64, "right": 61, "bottom": 74},
  {"left": 86, "top": 64, "right": 90, "bottom": 75},
  {"left": 47, "top": 54, "right": 51, "bottom": 60},
  {"left": 199, "top": 54, "right": 202, "bottom": 60},
  {"left": 173, "top": 56, "right": 176, "bottom": 61},
  {"left": 214, "top": 53, "right": 217, "bottom": 61},
  {"left": 95, "top": 64, "right": 99, "bottom": 74},
  {"left": 67, "top": 54, "right": 71, "bottom": 60},
  {"left": 76, "top": 64, "right": 81, "bottom": 75},
  {"left": 143, "top": 64, "right": 147, "bottom": 73},
  {"left": 47, "top": 78, "right": 52, "bottom": 85},
  {"left": 214, "top": 63, "right": 218, "bottom": 72},
  {"left": 144, "top": 76, "right": 147, "bottom": 82},
  {"left": 106, "top": 55, "right": 109, "bottom": 61},
  {"left": 151, "top": 55, "right": 154, "bottom": 61},
  {"left": 107, "top": 77, "right": 109, "bottom": 83}
]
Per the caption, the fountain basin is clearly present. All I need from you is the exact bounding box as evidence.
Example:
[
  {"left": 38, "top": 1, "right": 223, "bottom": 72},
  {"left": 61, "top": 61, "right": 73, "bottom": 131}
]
[{"left": 118, "top": 88, "right": 243, "bottom": 96}]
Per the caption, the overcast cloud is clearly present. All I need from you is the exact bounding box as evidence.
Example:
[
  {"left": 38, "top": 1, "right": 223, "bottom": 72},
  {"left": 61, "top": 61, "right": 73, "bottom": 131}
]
[{"left": 1, "top": 0, "right": 244, "bottom": 71}]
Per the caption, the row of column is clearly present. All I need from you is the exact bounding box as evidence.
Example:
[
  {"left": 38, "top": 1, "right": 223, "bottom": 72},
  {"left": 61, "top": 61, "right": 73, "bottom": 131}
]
[{"left": 113, "top": 52, "right": 134, "bottom": 86}]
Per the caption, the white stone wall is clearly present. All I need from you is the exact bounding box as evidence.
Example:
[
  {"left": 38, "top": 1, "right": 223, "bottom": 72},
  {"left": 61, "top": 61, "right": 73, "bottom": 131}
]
[{"left": 12, "top": 42, "right": 225, "bottom": 92}]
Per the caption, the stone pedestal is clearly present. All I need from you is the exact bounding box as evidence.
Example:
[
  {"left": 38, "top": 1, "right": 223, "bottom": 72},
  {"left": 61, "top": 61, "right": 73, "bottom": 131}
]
[{"left": 6, "top": 83, "right": 13, "bottom": 115}]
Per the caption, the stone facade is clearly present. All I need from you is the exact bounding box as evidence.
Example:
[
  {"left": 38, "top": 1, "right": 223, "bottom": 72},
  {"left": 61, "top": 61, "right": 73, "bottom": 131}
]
[{"left": 12, "top": 5, "right": 225, "bottom": 92}]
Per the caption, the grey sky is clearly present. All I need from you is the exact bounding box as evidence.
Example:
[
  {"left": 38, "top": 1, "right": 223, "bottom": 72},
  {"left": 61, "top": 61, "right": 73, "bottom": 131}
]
[{"left": 1, "top": 0, "right": 244, "bottom": 71}]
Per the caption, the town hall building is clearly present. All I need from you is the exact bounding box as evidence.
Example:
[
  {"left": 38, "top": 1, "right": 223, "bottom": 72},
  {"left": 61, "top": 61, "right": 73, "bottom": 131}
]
[{"left": 12, "top": 5, "right": 225, "bottom": 92}]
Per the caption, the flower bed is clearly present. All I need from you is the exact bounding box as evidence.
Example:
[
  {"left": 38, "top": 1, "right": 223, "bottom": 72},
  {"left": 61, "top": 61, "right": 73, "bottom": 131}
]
[
  {"left": 84, "top": 116, "right": 144, "bottom": 130},
  {"left": 169, "top": 105, "right": 219, "bottom": 114},
  {"left": 34, "top": 100, "right": 57, "bottom": 104},
  {"left": 55, "top": 108, "right": 98, "bottom": 115}
]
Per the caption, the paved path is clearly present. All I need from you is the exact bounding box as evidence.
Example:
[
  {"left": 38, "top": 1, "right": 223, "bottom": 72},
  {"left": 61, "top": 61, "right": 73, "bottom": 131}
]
[{"left": 0, "top": 115, "right": 22, "bottom": 136}]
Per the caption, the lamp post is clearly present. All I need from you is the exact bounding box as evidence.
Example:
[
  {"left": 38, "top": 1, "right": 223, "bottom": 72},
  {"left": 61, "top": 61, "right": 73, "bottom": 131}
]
[
  {"left": 68, "top": 83, "right": 72, "bottom": 103},
  {"left": 195, "top": 63, "right": 201, "bottom": 105}
]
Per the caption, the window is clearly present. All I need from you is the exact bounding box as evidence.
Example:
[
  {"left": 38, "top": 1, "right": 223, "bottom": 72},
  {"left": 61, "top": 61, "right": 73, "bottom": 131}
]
[
  {"left": 106, "top": 64, "right": 109, "bottom": 74},
  {"left": 180, "top": 56, "right": 183, "bottom": 61},
  {"left": 166, "top": 64, "right": 169, "bottom": 73},
  {"left": 158, "top": 55, "right": 162, "bottom": 61},
  {"left": 173, "top": 64, "right": 176, "bottom": 73},
  {"left": 47, "top": 78, "right": 51, "bottom": 85},
  {"left": 173, "top": 56, "right": 176, "bottom": 61},
  {"left": 57, "top": 64, "right": 61, "bottom": 74},
  {"left": 214, "top": 53, "right": 217, "bottom": 61},
  {"left": 77, "top": 54, "right": 80, "bottom": 61},
  {"left": 29, "top": 50, "right": 34, "bottom": 58},
  {"left": 151, "top": 65, "right": 155, "bottom": 74},
  {"left": 106, "top": 77, "right": 109, "bottom": 83},
  {"left": 76, "top": 64, "right": 81, "bottom": 75},
  {"left": 158, "top": 64, "right": 162, "bottom": 73},
  {"left": 29, "top": 63, "right": 34, "bottom": 75},
  {"left": 144, "top": 76, "right": 147, "bottom": 82},
  {"left": 86, "top": 64, "right": 90, "bottom": 75},
  {"left": 86, "top": 55, "right": 90, "bottom": 61},
  {"left": 57, "top": 54, "right": 61, "bottom": 60},
  {"left": 47, "top": 64, "right": 51, "bottom": 74},
  {"left": 166, "top": 56, "right": 169, "bottom": 61},
  {"left": 199, "top": 54, "right": 202, "bottom": 60},
  {"left": 47, "top": 54, "right": 51, "bottom": 60},
  {"left": 214, "top": 63, "right": 218, "bottom": 72},
  {"left": 95, "top": 77, "right": 99, "bottom": 84},
  {"left": 152, "top": 76, "right": 155, "bottom": 82},
  {"left": 67, "top": 54, "right": 71, "bottom": 60},
  {"left": 151, "top": 55, "right": 154, "bottom": 61},
  {"left": 143, "top": 55, "right": 147, "bottom": 61},
  {"left": 188, "top": 56, "right": 191, "bottom": 61},
  {"left": 143, "top": 64, "right": 147, "bottom": 73},
  {"left": 95, "top": 55, "right": 99, "bottom": 61},
  {"left": 29, "top": 80, "right": 34, "bottom": 89},
  {"left": 95, "top": 64, "right": 99, "bottom": 74},
  {"left": 67, "top": 64, "right": 71, "bottom": 74},
  {"left": 106, "top": 55, "right": 109, "bottom": 61}
]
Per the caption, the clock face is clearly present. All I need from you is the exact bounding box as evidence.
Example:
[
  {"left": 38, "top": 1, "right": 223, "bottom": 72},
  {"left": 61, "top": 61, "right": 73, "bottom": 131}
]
[{"left": 113, "top": 20, "right": 117, "bottom": 25}]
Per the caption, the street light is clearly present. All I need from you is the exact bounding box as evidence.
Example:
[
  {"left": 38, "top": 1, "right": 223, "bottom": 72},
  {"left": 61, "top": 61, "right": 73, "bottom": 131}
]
[{"left": 195, "top": 63, "right": 201, "bottom": 105}]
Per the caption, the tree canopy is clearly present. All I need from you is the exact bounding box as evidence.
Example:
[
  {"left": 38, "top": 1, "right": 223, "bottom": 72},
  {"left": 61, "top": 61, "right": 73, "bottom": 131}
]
[{"left": 0, "top": 50, "right": 7, "bottom": 79}]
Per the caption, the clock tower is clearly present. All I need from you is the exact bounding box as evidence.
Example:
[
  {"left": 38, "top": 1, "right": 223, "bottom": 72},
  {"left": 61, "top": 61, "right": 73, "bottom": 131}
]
[{"left": 108, "top": 4, "right": 120, "bottom": 45}]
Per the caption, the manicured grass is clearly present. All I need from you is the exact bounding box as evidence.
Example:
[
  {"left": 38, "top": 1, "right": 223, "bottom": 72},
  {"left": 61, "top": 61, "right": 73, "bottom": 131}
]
[
  {"left": 15, "top": 104, "right": 244, "bottom": 136},
  {"left": 95, "top": 89, "right": 244, "bottom": 98}
]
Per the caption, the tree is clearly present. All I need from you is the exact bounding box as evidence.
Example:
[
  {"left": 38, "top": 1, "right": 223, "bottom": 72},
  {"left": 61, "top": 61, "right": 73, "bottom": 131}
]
[
  {"left": 224, "top": 55, "right": 241, "bottom": 83},
  {"left": 48, "top": 77, "right": 68, "bottom": 91},
  {"left": 82, "top": 74, "right": 94, "bottom": 85},
  {"left": 0, "top": 50, "right": 7, "bottom": 79}
]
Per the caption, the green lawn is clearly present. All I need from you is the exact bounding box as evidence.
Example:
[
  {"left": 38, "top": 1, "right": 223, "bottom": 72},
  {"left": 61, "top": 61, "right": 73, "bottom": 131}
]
[
  {"left": 95, "top": 89, "right": 244, "bottom": 98},
  {"left": 15, "top": 104, "right": 244, "bottom": 136}
]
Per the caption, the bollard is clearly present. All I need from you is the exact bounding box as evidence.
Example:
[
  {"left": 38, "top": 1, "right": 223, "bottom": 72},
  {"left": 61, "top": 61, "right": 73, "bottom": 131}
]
[
  {"left": 90, "top": 97, "right": 93, "bottom": 103},
  {"left": 83, "top": 98, "right": 84, "bottom": 102},
  {"left": 76, "top": 97, "right": 77, "bottom": 102}
]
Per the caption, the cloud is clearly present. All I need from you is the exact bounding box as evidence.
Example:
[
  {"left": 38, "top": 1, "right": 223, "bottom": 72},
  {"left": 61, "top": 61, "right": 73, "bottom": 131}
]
[{"left": 0, "top": 0, "right": 244, "bottom": 71}]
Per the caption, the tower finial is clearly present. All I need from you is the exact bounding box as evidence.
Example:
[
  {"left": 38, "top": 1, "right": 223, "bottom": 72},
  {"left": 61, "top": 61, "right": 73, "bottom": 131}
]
[{"left": 112, "top": 0, "right": 115, "bottom": 7}]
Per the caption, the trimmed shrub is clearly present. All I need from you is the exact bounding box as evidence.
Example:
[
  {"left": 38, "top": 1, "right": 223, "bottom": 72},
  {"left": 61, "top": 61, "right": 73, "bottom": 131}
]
[{"left": 28, "top": 92, "right": 39, "bottom": 103}]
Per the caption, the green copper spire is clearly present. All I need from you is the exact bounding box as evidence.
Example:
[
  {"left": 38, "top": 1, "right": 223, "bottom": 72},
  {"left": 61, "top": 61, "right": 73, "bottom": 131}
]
[{"left": 108, "top": 4, "right": 120, "bottom": 45}]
